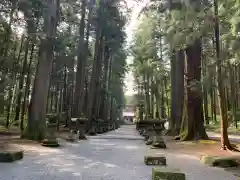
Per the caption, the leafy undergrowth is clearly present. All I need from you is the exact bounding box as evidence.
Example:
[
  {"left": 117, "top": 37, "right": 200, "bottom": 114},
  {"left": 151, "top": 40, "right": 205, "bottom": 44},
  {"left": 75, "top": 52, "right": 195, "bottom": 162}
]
[
  {"left": 205, "top": 124, "right": 240, "bottom": 135},
  {"left": 0, "top": 125, "right": 21, "bottom": 136}
]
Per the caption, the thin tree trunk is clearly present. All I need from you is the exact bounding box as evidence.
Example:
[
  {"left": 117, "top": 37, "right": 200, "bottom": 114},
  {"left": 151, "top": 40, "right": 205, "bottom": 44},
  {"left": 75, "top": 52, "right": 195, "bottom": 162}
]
[
  {"left": 5, "top": 41, "right": 18, "bottom": 127},
  {"left": 214, "top": 0, "right": 233, "bottom": 150},
  {"left": 170, "top": 51, "right": 176, "bottom": 130},
  {"left": 15, "top": 37, "right": 30, "bottom": 123},
  {"left": 72, "top": 0, "right": 87, "bottom": 117},
  {"left": 20, "top": 43, "right": 35, "bottom": 131},
  {"left": 8, "top": 34, "right": 25, "bottom": 123},
  {"left": 164, "top": 76, "right": 170, "bottom": 117},
  {"left": 202, "top": 52, "right": 209, "bottom": 124}
]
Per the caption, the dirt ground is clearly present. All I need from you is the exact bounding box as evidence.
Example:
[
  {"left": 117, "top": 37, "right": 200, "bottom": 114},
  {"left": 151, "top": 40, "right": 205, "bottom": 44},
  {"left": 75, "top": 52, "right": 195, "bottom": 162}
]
[
  {"left": 1, "top": 127, "right": 240, "bottom": 156},
  {"left": 164, "top": 136, "right": 240, "bottom": 157},
  {"left": 163, "top": 136, "right": 240, "bottom": 177},
  {"left": 1, "top": 126, "right": 240, "bottom": 156},
  {"left": 1, "top": 127, "right": 240, "bottom": 177}
]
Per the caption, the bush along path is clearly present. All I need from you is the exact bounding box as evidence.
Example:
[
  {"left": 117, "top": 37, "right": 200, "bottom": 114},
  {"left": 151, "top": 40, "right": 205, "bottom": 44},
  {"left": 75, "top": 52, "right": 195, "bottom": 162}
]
[{"left": 0, "top": 125, "right": 237, "bottom": 180}]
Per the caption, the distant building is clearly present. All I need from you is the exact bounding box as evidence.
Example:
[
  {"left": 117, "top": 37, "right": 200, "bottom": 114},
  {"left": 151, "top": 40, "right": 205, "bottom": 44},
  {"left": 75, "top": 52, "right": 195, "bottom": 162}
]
[{"left": 122, "top": 105, "right": 136, "bottom": 123}]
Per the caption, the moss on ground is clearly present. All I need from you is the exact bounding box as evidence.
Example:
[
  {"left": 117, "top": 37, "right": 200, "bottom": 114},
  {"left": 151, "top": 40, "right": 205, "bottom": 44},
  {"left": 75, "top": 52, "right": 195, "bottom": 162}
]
[
  {"left": 200, "top": 155, "right": 239, "bottom": 168},
  {"left": 0, "top": 151, "right": 23, "bottom": 162},
  {"left": 152, "top": 167, "right": 186, "bottom": 180},
  {"left": 198, "top": 140, "right": 217, "bottom": 144}
]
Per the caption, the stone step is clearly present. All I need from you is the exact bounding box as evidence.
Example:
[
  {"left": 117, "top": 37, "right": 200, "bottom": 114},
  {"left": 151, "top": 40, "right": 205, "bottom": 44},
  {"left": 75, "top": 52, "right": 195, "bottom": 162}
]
[
  {"left": 152, "top": 167, "right": 186, "bottom": 180},
  {"left": 144, "top": 155, "right": 166, "bottom": 166}
]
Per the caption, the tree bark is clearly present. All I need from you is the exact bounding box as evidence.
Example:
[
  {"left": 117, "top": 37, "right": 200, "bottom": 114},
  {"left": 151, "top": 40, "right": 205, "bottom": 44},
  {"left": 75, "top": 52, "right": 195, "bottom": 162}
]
[
  {"left": 5, "top": 41, "right": 18, "bottom": 127},
  {"left": 213, "top": 0, "right": 233, "bottom": 150},
  {"left": 174, "top": 50, "right": 184, "bottom": 133},
  {"left": 170, "top": 51, "right": 176, "bottom": 130},
  {"left": 78, "top": 2, "right": 93, "bottom": 116},
  {"left": 87, "top": 2, "right": 104, "bottom": 122},
  {"left": 180, "top": 39, "right": 208, "bottom": 140},
  {"left": 202, "top": 52, "right": 209, "bottom": 124},
  {"left": 15, "top": 37, "right": 30, "bottom": 123},
  {"left": 170, "top": 50, "right": 184, "bottom": 135},
  {"left": 20, "top": 43, "right": 35, "bottom": 131},
  {"left": 72, "top": 0, "right": 87, "bottom": 117},
  {"left": 26, "top": 0, "right": 59, "bottom": 140}
]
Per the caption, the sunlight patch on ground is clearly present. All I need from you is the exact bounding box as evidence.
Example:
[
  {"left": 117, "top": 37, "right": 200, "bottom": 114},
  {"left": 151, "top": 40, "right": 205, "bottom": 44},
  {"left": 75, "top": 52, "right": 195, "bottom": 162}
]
[
  {"left": 104, "top": 163, "right": 118, "bottom": 168},
  {"left": 63, "top": 163, "right": 75, "bottom": 167},
  {"left": 72, "top": 172, "right": 81, "bottom": 176},
  {"left": 84, "top": 159, "right": 93, "bottom": 163},
  {"left": 93, "top": 146, "right": 106, "bottom": 150},
  {"left": 83, "top": 162, "right": 101, "bottom": 169},
  {"left": 90, "top": 142, "right": 116, "bottom": 146},
  {"left": 64, "top": 154, "right": 87, "bottom": 160},
  {"left": 118, "top": 145, "right": 139, "bottom": 150},
  {"left": 103, "top": 172, "right": 110, "bottom": 177},
  {"left": 34, "top": 156, "right": 75, "bottom": 166},
  {"left": 16, "top": 144, "right": 62, "bottom": 153},
  {"left": 59, "top": 167, "right": 74, "bottom": 172},
  {"left": 175, "top": 154, "right": 199, "bottom": 160},
  {"left": 151, "top": 151, "right": 199, "bottom": 161},
  {"left": 90, "top": 139, "right": 108, "bottom": 142}
]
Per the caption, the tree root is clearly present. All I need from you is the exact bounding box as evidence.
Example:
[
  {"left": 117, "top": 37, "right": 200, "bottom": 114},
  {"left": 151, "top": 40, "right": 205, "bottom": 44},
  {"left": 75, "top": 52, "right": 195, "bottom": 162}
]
[{"left": 221, "top": 144, "right": 240, "bottom": 152}]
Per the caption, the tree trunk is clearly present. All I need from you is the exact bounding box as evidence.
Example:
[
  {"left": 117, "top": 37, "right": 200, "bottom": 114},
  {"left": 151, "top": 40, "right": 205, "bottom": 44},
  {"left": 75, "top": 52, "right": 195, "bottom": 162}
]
[
  {"left": 63, "top": 64, "right": 68, "bottom": 111},
  {"left": 15, "top": 37, "right": 30, "bottom": 123},
  {"left": 175, "top": 50, "right": 184, "bottom": 133},
  {"left": 20, "top": 43, "right": 35, "bottom": 131},
  {"left": 164, "top": 77, "right": 170, "bottom": 117},
  {"left": 87, "top": 2, "right": 104, "bottom": 122},
  {"left": 151, "top": 78, "right": 155, "bottom": 118},
  {"left": 180, "top": 39, "right": 208, "bottom": 140},
  {"left": 72, "top": 0, "right": 87, "bottom": 117},
  {"left": 170, "top": 51, "right": 176, "bottom": 130},
  {"left": 5, "top": 41, "right": 18, "bottom": 127},
  {"left": 170, "top": 50, "right": 184, "bottom": 135},
  {"left": 78, "top": 1, "right": 93, "bottom": 116},
  {"left": 213, "top": 0, "right": 233, "bottom": 150},
  {"left": 92, "top": 39, "right": 104, "bottom": 119},
  {"left": 26, "top": 0, "right": 58, "bottom": 141},
  {"left": 202, "top": 52, "right": 209, "bottom": 124},
  {"left": 99, "top": 46, "right": 109, "bottom": 120}
]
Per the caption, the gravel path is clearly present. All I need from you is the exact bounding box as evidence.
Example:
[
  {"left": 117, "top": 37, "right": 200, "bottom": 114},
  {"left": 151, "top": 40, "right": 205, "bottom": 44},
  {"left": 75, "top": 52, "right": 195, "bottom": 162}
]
[{"left": 0, "top": 125, "right": 237, "bottom": 180}]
